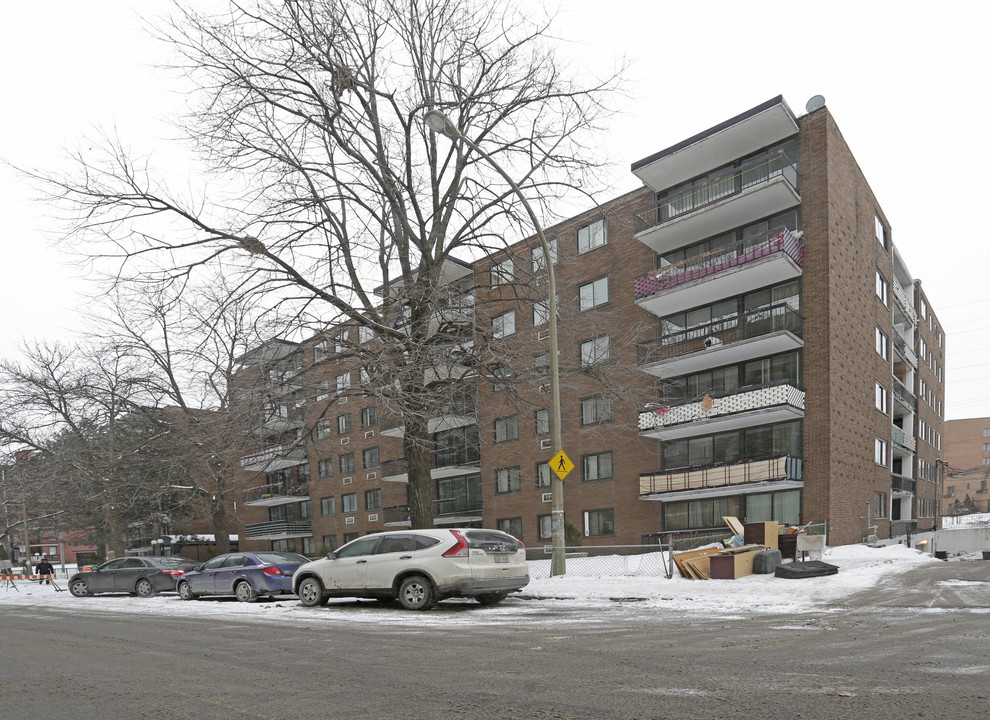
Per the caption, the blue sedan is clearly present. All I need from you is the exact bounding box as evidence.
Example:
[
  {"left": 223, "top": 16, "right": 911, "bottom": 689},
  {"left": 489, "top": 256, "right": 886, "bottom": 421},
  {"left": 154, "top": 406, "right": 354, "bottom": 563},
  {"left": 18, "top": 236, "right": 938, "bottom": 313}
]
[{"left": 176, "top": 551, "right": 309, "bottom": 602}]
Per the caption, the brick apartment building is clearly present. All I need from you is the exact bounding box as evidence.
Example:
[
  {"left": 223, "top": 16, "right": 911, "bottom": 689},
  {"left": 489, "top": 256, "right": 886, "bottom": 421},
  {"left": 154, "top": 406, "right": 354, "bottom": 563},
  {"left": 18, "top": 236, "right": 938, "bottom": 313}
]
[
  {"left": 942, "top": 417, "right": 990, "bottom": 516},
  {"left": 229, "top": 96, "right": 945, "bottom": 554}
]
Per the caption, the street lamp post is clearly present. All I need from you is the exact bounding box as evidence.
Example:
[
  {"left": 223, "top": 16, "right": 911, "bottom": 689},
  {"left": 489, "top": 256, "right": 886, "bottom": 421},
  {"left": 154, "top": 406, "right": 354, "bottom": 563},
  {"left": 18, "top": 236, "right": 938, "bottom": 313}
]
[{"left": 424, "top": 109, "right": 566, "bottom": 575}]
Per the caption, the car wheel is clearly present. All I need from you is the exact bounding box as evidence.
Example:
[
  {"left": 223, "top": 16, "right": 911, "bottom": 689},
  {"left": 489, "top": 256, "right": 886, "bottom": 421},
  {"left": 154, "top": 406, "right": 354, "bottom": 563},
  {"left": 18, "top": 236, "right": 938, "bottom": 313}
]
[
  {"left": 234, "top": 581, "right": 257, "bottom": 603},
  {"left": 177, "top": 581, "right": 197, "bottom": 601},
  {"left": 297, "top": 577, "right": 327, "bottom": 607},
  {"left": 135, "top": 578, "right": 156, "bottom": 598},
  {"left": 475, "top": 592, "right": 508, "bottom": 606},
  {"left": 398, "top": 575, "right": 435, "bottom": 611},
  {"left": 69, "top": 579, "right": 90, "bottom": 598}
]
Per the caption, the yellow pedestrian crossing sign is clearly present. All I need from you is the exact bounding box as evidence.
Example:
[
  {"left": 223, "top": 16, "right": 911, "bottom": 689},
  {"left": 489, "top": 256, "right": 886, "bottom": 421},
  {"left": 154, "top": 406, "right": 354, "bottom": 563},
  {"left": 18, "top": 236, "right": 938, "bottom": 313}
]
[{"left": 549, "top": 450, "right": 574, "bottom": 480}]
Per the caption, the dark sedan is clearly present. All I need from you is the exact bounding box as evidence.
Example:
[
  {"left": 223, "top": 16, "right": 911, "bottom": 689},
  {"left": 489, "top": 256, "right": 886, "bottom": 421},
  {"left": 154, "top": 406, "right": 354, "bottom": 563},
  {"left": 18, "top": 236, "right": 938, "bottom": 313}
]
[
  {"left": 68, "top": 556, "right": 198, "bottom": 598},
  {"left": 177, "top": 551, "right": 309, "bottom": 602}
]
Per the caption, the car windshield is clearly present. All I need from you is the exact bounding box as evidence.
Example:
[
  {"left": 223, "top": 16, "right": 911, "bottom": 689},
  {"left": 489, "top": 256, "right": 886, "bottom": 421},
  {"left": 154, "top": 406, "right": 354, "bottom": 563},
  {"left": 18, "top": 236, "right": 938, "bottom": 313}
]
[{"left": 255, "top": 552, "right": 309, "bottom": 564}]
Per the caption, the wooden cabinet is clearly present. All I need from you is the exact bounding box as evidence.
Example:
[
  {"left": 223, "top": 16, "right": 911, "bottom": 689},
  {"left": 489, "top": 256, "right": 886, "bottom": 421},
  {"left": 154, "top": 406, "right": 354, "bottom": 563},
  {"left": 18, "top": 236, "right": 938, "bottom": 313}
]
[
  {"left": 709, "top": 547, "right": 762, "bottom": 580},
  {"left": 743, "top": 521, "right": 780, "bottom": 549}
]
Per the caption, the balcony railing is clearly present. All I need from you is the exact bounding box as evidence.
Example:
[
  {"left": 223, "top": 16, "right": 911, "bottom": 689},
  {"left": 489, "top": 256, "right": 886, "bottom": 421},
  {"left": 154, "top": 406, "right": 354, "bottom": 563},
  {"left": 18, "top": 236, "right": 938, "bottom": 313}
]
[
  {"left": 891, "top": 426, "right": 917, "bottom": 452},
  {"left": 243, "top": 482, "right": 310, "bottom": 505},
  {"left": 239, "top": 444, "right": 307, "bottom": 471},
  {"left": 891, "top": 474, "right": 916, "bottom": 493},
  {"left": 639, "top": 380, "right": 805, "bottom": 439},
  {"left": 634, "top": 229, "right": 802, "bottom": 300},
  {"left": 892, "top": 282, "right": 918, "bottom": 327},
  {"left": 382, "top": 500, "right": 483, "bottom": 526},
  {"left": 637, "top": 303, "right": 802, "bottom": 367},
  {"left": 892, "top": 334, "right": 918, "bottom": 368},
  {"left": 243, "top": 521, "right": 311, "bottom": 540},
  {"left": 892, "top": 379, "right": 917, "bottom": 410},
  {"left": 639, "top": 455, "right": 802, "bottom": 496},
  {"left": 634, "top": 152, "right": 798, "bottom": 230}
]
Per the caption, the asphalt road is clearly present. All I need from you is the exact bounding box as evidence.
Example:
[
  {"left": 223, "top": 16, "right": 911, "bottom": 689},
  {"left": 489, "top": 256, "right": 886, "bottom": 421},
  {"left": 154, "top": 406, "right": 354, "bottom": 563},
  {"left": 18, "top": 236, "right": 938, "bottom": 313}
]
[{"left": 2, "top": 562, "right": 988, "bottom": 720}]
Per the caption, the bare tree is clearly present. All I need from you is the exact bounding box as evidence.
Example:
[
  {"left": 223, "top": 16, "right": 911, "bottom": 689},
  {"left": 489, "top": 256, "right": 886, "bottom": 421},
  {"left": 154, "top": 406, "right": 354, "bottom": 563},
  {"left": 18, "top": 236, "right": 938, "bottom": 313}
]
[{"left": 30, "top": 0, "right": 623, "bottom": 528}]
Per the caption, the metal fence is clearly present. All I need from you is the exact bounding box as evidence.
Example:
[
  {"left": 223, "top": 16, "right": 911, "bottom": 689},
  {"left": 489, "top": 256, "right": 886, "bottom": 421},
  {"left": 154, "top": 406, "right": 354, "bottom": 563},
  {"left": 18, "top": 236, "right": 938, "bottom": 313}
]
[{"left": 526, "top": 545, "right": 671, "bottom": 580}]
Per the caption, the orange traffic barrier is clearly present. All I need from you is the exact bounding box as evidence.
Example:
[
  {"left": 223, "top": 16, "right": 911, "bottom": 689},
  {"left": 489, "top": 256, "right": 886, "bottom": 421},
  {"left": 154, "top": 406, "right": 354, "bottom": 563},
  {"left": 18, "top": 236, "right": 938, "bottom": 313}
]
[{"left": 2, "top": 574, "right": 63, "bottom": 592}]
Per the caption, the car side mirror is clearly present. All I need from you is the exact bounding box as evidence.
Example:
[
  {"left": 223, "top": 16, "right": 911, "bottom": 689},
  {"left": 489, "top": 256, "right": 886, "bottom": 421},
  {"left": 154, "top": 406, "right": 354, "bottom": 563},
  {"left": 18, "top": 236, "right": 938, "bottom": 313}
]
[
  {"left": 194, "top": 564, "right": 204, "bottom": 571},
  {"left": 326, "top": 552, "right": 337, "bottom": 560}
]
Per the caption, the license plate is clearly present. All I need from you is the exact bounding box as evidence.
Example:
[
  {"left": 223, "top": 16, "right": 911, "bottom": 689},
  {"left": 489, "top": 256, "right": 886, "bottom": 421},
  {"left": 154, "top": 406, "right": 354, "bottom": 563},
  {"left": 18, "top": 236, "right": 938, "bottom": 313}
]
[{"left": 493, "top": 554, "right": 510, "bottom": 563}]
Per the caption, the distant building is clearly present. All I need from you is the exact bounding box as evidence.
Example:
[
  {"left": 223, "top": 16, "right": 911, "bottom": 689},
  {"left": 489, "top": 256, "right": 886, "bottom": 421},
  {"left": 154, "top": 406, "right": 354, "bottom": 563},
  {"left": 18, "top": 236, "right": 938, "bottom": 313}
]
[
  {"left": 227, "top": 96, "right": 945, "bottom": 552},
  {"left": 942, "top": 417, "right": 990, "bottom": 516}
]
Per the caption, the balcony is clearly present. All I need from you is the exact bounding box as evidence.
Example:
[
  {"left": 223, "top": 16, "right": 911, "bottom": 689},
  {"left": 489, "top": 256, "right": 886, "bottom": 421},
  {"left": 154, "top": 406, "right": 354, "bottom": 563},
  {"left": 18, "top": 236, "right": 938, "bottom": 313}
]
[
  {"left": 635, "top": 230, "right": 803, "bottom": 318},
  {"left": 243, "top": 482, "right": 310, "bottom": 507},
  {"left": 382, "top": 501, "right": 483, "bottom": 527},
  {"left": 637, "top": 303, "right": 803, "bottom": 378},
  {"left": 380, "top": 411, "right": 477, "bottom": 439},
  {"left": 892, "top": 378, "right": 917, "bottom": 412},
  {"left": 239, "top": 444, "right": 307, "bottom": 472},
  {"left": 892, "top": 333, "right": 918, "bottom": 369},
  {"left": 632, "top": 96, "right": 799, "bottom": 192},
  {"left": 243, "top": 521, "right": 311, "bottom": 540},
  {"left": 640, "top": 455, "right": 803, "bottom": 498},
  {"left": 891, "top": 474, "right": 916, "bottom": 493},
  {"left": 892, "top": 281, "right": 918, "bottom": 328},
  {"left": 891, "top": 426, "right": 917, "bottom": 452},
  {"left": 633, "top": 153, "right": 800, "bottom": 255},
  {"left": 639, "top": 380, "right": 805, "bottom": 441},
  {"left": 380, "top": 451, "right": 481, "bottom": 483}
]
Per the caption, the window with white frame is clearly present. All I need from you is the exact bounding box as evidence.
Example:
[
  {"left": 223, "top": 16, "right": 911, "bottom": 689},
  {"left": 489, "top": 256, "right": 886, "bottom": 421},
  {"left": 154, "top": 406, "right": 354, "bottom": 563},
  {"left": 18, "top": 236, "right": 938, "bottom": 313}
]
[
  {"left": 337, "top": 412, "right": 353, "bottom": 434},
  {"left": 339, "top": 452, "right": 355, "bottom": 473},
  {"left": 578, "top": 276, "right": 609, "bottom": 311},
  {"left": 536, "top": 462, "right": 551, "bottom": 488},
  {"left": 875, "top": 438, "right": 888, "bottom": 467},
  {"left": 581, "top": 394, "right": 611, "bottom": 425},
  {"left": 496, "top": 517, "right": 523, "bottom": 539},
  {"left": 875, "top": 270, "right": 889, "bottom": 306},
  {"left": 320, "top": 496, "right": 336, "bottom": 516},
  {"left": 318, "top": 458, "right": 334, "bottom": 479},
  {"left": 316, "top": 380, "right": 330, "bottom": 402},
  {"left": 334, "top": 332, "right": 347, "bottom": 353},
  {"left": 490, "top": 259, "right": 513, "bottom": 287},
  {"left": 874, "top": 492, "right": 887, "bottom": 518},
  {"left": 494, "top": 415, "right": 519, "bottom": 443},
  {"left": 361, "top": 406, "right": 378, "bottom": 428},
  {"left": 335, "top": 372, "right": 350, "bottom": 391},
  {"left": 580, "top": 335, "right": 610, "bottom": 367},
  {"left": 577, "top": 218, "right": 606, "bottom": 254},
  {"left": 364, "top": 488, "right": 382, "bottom": 511},
  {"left": 362, "top": 446, "right": 380, "bottom": 469},
  {"left": 531, "top": 238, "right": 559, "bottom": 272},
  {"left": 491, "top": 310, "right": 516, "bottom": 338},
  {"left": 492, "top": 366, "right": 513, "bottom": 393},
  {"left": 583, "top": 508, "right": 614, "bottom": 537},
  {"left": 495, "top": 467, "right": 521, "bottom": 493},
  {"left": 313, "top": 340, "right": 327, "bottom": 363},
  {"left": 533, "top": 352, "right": 549, "bottom": 375},
  {"left": 875, "top": 382, "right": 888, "bottom": 414},
  {"left": 360, "top": 367, "right": 371, "bottom": 385},
  {"left": 538, "top": 514, "right": 552, "bottom": 540},
  {"left": 534, "top": 408, "right": 550, "bottom": 436},
  {"left": 582, "top": 451, "right": 613, "bottom": 482},
  {"left": 316, "top": 419, "right": 333, "bottom": 440},
  {"left": 875, "top": 214, "right": 887, "bottom": 249},
  {"left": 358, "top": 325, "right": 374, "bottom": 344},
  {"left": 533, "top": 300, "right": 549, "bottom": 327},
  {"left": 342, "top": 493, "right": 357, "bottom": 514},
  {"left": 875, "top": 327, "right": 889, "bottom": 361}
]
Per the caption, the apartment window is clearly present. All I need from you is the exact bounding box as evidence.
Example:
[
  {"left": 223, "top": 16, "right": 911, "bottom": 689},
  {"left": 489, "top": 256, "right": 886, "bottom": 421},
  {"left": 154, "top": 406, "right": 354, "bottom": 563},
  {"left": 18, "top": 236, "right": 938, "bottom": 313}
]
[
  {"left": 875, "top": 438, "right": 888, "bottom": 467},
  {"left": 300, "top": 537, "right": 315, "bottom": 555},
  {"left": 875, "top": 270, "right": 889, "bottom": 306},
  {"left": 361, "top": 406, "right": 378, "bottom": 428},
  {"left": 343, "top": 532, "right": 360, "bottom": 544},
  {"left": 492, "top": 310, "right": 516, "bottom": 339},
  {"left": 875, "top": 214, "right": 887, "bottom": 249},
  {"left": 920, "top": 299, "right": 928, "bottom": 319},
  {"left": 358, "top": 325, "right": 374, "bottom": 344},
  {"left": 337, "top": 412, "right": 353, "bottom": 434},
  {"left": 532, "top": 238, "right": 559, "bottom": 272},
  {"left": 492, "top": 366, "right": 513, "bottom": 393},
  {"left": 321, "top": 534, "right": 338, "bottom": 551},
  {"left": 984, "top": 458, "right": 990, "bottom": 466},
  {"left": 365, "top": 488, "right": 382, "bottom": 511},
  {"left": 315, "top": 380, "right": 330, "bottom": 402},
  {"left": 583, "top": 508, "right": 614, "bottom": 537},
  {"left": 497, "top": 517, "right": 523, "bottom": 540},
  {"left": 580, "top": 335, "right": 610, "bottom": 367},
  {"left": 334, "top": 332, "right": 347, "bottom": 353},
  {"left": 533, "top": 352, "right": 550, "bottom": 376},
  {"left": 536, "top": 462, "right": 551, "bottom": 488},
  {"left": 875, "top": 327, "right": 889, "bottom": 361},
  {"left": 495, "top": 467, "right": 521, "bottom": 494},
  {"left": 339, "top": 452, "right": 355, "bottom": 474},
  {"left": 313, "top": 340, "right": 327, "bottom": 363},
  {"left": 875, "top": 382, "right": 888, "bottom": 414},
  {"left": 983, "top": 443, "right": 990, "bottom": 452},
  {"left": 578, "top": 276, "right": 609, "bottom": 311},
  {"left": 342, "top": 493, "right": 358, "bottom": 514},
  {"left": 491, "top": 258, "right": 513, "bottom": 287},
  {"left": 320, "top": 496, "right": 336, "bottom": 516},
  {"left": 533, "top": 300, "right": 550, "bottom": 327},
  {"left": 299, "top": 500, "right": 313, "bottom": 520},
  {"left": 538, "top": 514, "right": 553, "bottom": 540},
  {"left": 494, "top": 415, "right": 519, "bottom": 443},
  {"left": 534, "top": 408, "right": 550, "bottom": 436},
  {"left": 580, "top": 394, "right": 611, "bottom": 425},
  {"left": 297, "top": 463, "right": 311, "bottom": 484},
  {"left": 577, "top": 218, "right": 607, "bottom": 254},
  {"left": 582, "top": 451, "right": 613, "bottom": 482},
  {"left": 336, "top": 372, "right": 351, "bottom": 391},
  {"left": 359, "top": 367, "right": 371, "bottom": 385},
  {"left": 363, "top": 446, "right": 380, "bottom": 470},
  {"left": 874, "top": 492, "right": 888, "bottom": 519},
  {"left": 316, "top": 419, "right": 333, "bottom": 440},
  {"left": 318, "top": 458, "right": 334, "bottom": 479}
]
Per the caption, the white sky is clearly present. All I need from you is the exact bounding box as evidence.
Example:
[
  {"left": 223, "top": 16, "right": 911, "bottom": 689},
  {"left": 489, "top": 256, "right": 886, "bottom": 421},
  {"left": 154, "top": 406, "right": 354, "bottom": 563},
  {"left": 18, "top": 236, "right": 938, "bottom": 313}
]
[{"left": 1, "top": 1, "right": 987, "bottom": 420}]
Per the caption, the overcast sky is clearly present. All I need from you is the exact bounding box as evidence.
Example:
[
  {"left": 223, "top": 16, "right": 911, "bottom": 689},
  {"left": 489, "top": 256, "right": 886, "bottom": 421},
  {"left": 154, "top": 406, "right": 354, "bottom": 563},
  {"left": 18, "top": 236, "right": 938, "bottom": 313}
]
[{"left": 1, "top": 1, "right": 987, "bottom": 421}]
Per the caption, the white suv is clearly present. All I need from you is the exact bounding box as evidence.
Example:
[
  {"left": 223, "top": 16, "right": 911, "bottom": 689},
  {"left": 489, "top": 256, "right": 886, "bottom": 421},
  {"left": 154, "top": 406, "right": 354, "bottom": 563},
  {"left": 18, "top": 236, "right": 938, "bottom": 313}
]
[{"left": 292, "top": 528, "right": 529, "bottom": 610}]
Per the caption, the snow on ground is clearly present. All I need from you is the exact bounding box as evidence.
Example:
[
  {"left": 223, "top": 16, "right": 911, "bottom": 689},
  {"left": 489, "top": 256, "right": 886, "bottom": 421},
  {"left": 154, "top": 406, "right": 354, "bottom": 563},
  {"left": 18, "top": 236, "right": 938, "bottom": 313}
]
[{"left": 0, "top": 544, "right": 946, "bottom": 626}]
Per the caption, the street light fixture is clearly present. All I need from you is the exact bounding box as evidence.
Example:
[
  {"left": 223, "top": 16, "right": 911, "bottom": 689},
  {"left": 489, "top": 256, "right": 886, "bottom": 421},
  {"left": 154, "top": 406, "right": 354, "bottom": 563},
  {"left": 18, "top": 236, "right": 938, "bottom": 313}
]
[{"left": 424, "top": 109, "right": 566, "bottom": 576}]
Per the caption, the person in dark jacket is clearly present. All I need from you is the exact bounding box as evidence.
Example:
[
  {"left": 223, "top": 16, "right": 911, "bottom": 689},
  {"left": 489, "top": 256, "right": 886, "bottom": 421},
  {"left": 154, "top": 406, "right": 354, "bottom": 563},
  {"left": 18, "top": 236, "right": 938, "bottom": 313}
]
[{"left": 35, "top": 557, "right": 55, "bottom": 584}]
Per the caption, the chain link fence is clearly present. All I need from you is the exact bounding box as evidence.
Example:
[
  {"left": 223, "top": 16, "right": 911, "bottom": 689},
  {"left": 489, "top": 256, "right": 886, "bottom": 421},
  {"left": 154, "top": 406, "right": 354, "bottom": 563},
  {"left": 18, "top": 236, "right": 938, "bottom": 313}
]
[{"left": 526, "top": 545, "right": 670, "bottom": 580}]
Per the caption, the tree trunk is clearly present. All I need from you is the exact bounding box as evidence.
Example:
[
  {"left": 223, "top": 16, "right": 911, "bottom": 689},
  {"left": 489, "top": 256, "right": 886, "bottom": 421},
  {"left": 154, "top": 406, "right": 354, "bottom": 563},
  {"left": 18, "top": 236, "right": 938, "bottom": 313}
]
[
  {"left": 210, "top": 477, "right": 231, "bottom": 554},
  {"left": 404, "top": 416, "right": 434, "bottom": 530}
]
